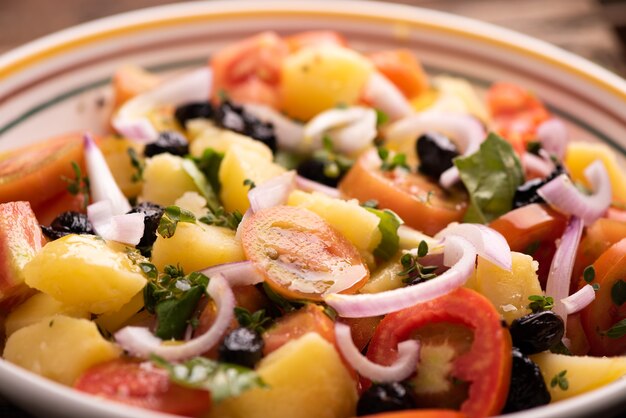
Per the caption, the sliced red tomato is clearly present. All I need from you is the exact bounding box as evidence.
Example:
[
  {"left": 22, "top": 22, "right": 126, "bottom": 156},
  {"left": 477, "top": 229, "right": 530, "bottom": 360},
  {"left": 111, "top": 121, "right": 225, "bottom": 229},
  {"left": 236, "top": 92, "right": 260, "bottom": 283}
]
[
  {"left": 285, "top": 30, "right": 348, "bottom": 52},
  {"left": 367, "top": 288, "right": 511, "bottom": 418},
  {"left": 33, "top": 191, "right": 86, "bottom": 226},
  {"left": 565, "top": 312, "right": 590, "bottom": 356},
  {"left": 0, "top": 133, "right": 85, "bottom": 207},
  {"left": 240, "top": 205, "right": 369, "bottom": 301},
  {"left": 486, "top": 82, "right": 550, "bottom": 155},
  {"left": 489, "top": 204, "right": 567, "bottom": 288},
  {"left": 75, "top": 359, "right": 211, "bottom": 417},
  {"left": 368, "top": 49, "right": 429, "bottom": 99},
  {"left": 341, "top": 316, "right": 383, "bottom": 352},
  {"left": 210, "top": 31, "right": 289, "bottom": 108},
  {"left": 579, "top": 238, "right": 626, "bottom": 356},
  {"left": 339, "top": 149, "right": 466, "bottom": 236},
  {"left": 358, "top": 410, "right": 467, "bottom": 418}
]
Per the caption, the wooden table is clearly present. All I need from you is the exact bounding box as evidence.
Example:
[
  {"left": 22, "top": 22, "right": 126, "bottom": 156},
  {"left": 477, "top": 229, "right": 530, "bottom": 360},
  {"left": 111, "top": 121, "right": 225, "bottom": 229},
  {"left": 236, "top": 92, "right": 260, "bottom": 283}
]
[{"left": 1, "top": 0, "right": 625, "bottom": 417}]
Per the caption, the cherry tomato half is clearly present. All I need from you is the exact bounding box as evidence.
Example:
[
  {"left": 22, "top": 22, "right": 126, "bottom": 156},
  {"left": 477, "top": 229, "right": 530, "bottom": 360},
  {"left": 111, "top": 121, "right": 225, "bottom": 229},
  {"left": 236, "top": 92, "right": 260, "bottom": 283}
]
[
  {"left": 367, "top": 288, "right": 511, "bottom": 418},
  {"left": 358, "top": 410, "right": 467, "bottom": 418},
  {"left": 240, "top": 205, "right": 369, "bottom": 301},
  {"left": 368, "top": 49, "right": 429, "bottom": 99},
  {"left": 339, "top": 149, "right": 467, "bottom": 236},
  {"left": 579, "top": 238, "right": 626, "bottom": 356},
  {"left": 75, "top": 359, "right": 211, "bottom": 417}
]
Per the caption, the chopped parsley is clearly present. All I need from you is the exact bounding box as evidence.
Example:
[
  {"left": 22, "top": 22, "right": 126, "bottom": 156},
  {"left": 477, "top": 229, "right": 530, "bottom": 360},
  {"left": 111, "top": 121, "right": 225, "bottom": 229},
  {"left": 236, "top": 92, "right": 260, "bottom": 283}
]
[
  {"left": 198, "top": 207, "right": 243, "bottom": 230},
  {"left": 528, "top": 295, "right": 554, "bottom": 313},
  {"left": 550, "top": 370, "right": 569, "bottom": 391},
  {"left": 605, "top": 318, "right": 626, "bottom": 339},
  {"left": 62, "top": 161, "right": 90, "bottom": 209},
  {"left": 398, "top": 240, "right": 438, "bottom": 285},
  {"left": 378, "top": 147, "right": 410, "bottom": 172},
  {"left": 611, "top": 279, "right": 626, "bottom": 306}
]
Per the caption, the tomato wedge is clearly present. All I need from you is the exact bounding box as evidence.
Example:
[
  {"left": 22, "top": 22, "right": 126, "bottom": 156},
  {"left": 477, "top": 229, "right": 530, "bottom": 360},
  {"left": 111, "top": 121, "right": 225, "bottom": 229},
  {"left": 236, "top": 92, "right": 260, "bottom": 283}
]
[
  {"left": 75, "top": 359, "right": 211, "bottom": 417},
  {"left": 367, "top": 49, "right": 429, "bottom": 99},
  {"left": 579, "top": 238, "right": 626, "bottom": 356},
  {"left": 339, "top": 149, "right": 466, "bottom": 236},
  {"left": 285, "top": 30, "right": 348, "bottom": 52},
  {"left": 366, "top": 288, "right": 511, "bottom": 418},
  {"left": 241, "top": 205, "right": 369, "bottom": 301},
  {"left": 358, "top": 410, "right": 467, "bottom": 418}
]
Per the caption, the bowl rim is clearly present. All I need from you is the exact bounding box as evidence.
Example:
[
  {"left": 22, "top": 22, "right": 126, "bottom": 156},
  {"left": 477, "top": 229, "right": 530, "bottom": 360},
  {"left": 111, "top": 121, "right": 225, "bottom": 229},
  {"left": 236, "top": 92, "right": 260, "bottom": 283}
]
[{"left": 0, "top": 1, "right": 625, "bottom": 418}]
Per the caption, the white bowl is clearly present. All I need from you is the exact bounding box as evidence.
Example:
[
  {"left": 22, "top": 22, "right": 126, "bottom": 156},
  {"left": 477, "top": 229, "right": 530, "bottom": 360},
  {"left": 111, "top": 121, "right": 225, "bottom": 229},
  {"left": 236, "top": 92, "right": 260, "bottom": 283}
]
[{"left": 0, "top": 1, "right": 625, "bottom": 417}]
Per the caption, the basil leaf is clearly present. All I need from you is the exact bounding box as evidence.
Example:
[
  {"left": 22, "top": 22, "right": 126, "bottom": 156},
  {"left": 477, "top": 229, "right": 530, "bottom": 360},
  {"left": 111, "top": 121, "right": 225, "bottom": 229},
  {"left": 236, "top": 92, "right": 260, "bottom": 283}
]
[
  {"left": 192, "top": 148, "right": 224, "bottom": 194},
  {"left": 152, "top": 355, "right": 267, "bottom": 402},
  {"left": 606, "top": 318, "right": 626, "bottom": 339},
  {"left": 155, "top": 285, "right": 204, "bottom": 340},
  {"left": 182, "top": 158, "right": 220, "bottom": 212},
  {"left": 366, "top": 208, "right": 402, "bottom": 260},
  {"left": 454, "top": 132, "right": 524, "bottom": 223},
  {"left": 611, "top": 279, "right": 626, "bottom": 306},
  {"left": 157, "top": 206, "right": 196, "bottom": 238}
]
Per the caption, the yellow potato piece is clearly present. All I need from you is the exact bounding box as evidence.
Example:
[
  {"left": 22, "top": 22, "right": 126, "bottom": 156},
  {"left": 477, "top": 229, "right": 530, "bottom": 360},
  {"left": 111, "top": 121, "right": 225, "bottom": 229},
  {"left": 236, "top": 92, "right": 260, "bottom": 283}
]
[
  {"left": 208, "top": 333, "right": 357, "bottom": 418},
  {"left": 3, "top": 316, "right": 121, "bottom": 386},
  {"left": 281, "top": 45, "right": 373, "bottom": 121},
  {"left": 5, "top": 292, "right": 89, "bottom": 336},
  {"left": 219, "top": 144, "right": 285, "bottom": 214},
  {"left": 95, "top": 290, "right": 144, "bottom": 333},
  {"left": 359, "top": 253, "right": 404, "bottom": 294},
  {"left": 151, "top": 222, "right": 244, "bottom": 272},
  {"left": 531, "top": 352, "right": 626, "bottom": 402},
  {"left": 24, "top": 234, "right": 146, "bottom": 314},
  {"left": 99, "top": 136, "right": 144, "bottom": 198},
  {"left": 564, "top": 142, "right": 626, "bottom": 204},
  {"left": 141, "top": 153, "right": 200, "bottom": 206},
  {"left": 467, "top": 252, "right": 542, "bottom": 323},
  {"left": 189, "top": 122, "right": 273, "bottom": 161}
]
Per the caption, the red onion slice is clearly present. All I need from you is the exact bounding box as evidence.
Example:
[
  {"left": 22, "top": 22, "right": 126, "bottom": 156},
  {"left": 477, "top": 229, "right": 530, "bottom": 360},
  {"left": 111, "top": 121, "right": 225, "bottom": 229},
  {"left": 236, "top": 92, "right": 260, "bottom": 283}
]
[
  {"left": 87, "top": 200, "right": 145, "bottom": 245},
  {"left": 522, "top": 152, "right": 553, "bottom": 178},
  {"left": 200, "top": 261, "right": 264, "bottom": 287},
  {"left": 536, "top": 118, "right": 567, "bottom": 160},
  {"left": 295, "top": 175, "right": 341, "bottom": 198},
  {"left": 241, "top": 104, "right": 305, "bottom": 152},
  {"left": 335, "top": 322, "right": 419, "bottom": 382},
  {"left": 537, "top": 160, "right": 611, "bottom": 225},
  {"left": 362, "top": 72, "right": 413, "bottom": 121},
  {"left": 561, "top": 284, "right": 596, "bottom": 315},
  {"left": 84, "top": 134, "right": 131, "bottom": 215},
  {"left": 435, "top": 223, "right": 512, "bottom": 271},
  {"left": 114, "top": 274, "right": 234, "bottom": 361},
  {"left": 304, "top": 107, "right": 377, "bottom": 155},
  {"left": 325, "top": 235, "right": 476, "bottom": 318},
  {"left": 112, "top": 68, "right": 212, "bottom": 142},
  {"left": 248, "top": 171, "right": 296, "bottom": 213},
  {"left": 546, "top": 216, "right": 584, "bottom": 323}
]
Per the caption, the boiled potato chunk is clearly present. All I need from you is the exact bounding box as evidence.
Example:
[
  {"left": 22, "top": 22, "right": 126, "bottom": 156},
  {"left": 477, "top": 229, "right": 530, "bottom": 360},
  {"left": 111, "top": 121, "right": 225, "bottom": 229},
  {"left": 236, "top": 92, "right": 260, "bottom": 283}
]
[
  {"left": 531, "top": 352, "right": 626, "bottom": 402},
  {"left": 281, "top": 45, "right": 373, "bottom": 121},
  {"left": 151, "top": 222, "right": 244, "bottom": 272},
  {"left": 208, "top": 333, "right": 357, "bottom": 418},
  {"left": 174, "top": 191, "right": 210, "bottom": 219},
  {"left": 359, "top": 253, "right": 404, "bottom": 294},
  {"left": 466, "top": 252, "right": 542, "bottom": 323},
  {"left": 565, "top": 142, "right": 626, "bottom": 204},
  {"left": 287, "top": 190, "right": 381, "bottom": 253},
  {"left": 189, "top": 121, "right": 273, "bottom": 161},
  {"left": 23, "top": 234, "right": 146, "bottom": 314},
  {"left": 99, "top": 136, "right": 144, "bottom": 198},
  {"left": 141, "top": 153, "right": 200, "bottom": 206},
  {"left": 95, "top": 290, "right": 144, "bottom": 333},
  {"left": 3, "top": 316, "right": 121, "bottom": 385},
  {"left": 219, "top": 144, "right": 285, "bottom": 214},
  {"left": 5, "top": 292, "right": 89, "bottom": 336}
]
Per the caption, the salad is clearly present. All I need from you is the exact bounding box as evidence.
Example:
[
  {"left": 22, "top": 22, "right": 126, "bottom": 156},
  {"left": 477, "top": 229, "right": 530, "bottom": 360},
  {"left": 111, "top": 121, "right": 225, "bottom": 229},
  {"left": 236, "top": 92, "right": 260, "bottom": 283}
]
[{"left": 1, "top": 30, "right": 626, "bottom": 418}]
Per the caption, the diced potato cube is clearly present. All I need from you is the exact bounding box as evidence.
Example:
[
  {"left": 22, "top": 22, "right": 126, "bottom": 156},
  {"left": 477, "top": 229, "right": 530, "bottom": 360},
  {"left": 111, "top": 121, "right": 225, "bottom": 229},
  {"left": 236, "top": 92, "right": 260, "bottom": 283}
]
[
  {"left": 190, "top": 124, "right": 273, "bottom": 161},
  {"left": 95, "top": 290, "right": 144, "bottom": 333},
  {"left": 151, "top": 222, "right": 244, "bottom": 272},
  {"left": 208, "top": 333, "right": 357, "bottom": 418},
  {"left": 5, "top": 293, "right": 89, "bottom": 336},
  {"left": 531, "top": 352, "right": 626, "bottom": 402},
  {"left": 287, "top": 190, "right": 381, "bottom": 253},
  {"left": 359, "top": 253, "right": 404, "bottom": 294},
  {"left": 281, "top": 45, "right": 373, "bottom": 121},
  {"left": 219, "top": 145, "right": 285, "bottom": 214},
  {"left": 99, "top": 136, "right": 144, "bottom": 198},
  {"left": 23, "top": 234, "right": 146, "bottom": 314},
  {"left": 3, "top": 316, "right": 121, "bottom": 385},
  {"left": 141, "top": 153, "right": 199, "bottom": 206},
  {"left": 467, "top": 252, "right": 542, "bottom": 323},
  {"left": 175, "top": 191, "right": 210, "bottom": 219}
]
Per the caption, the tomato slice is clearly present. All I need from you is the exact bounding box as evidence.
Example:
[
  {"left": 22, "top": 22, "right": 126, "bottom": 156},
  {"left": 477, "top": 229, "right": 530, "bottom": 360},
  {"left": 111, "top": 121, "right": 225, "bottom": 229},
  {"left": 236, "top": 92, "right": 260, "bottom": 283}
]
[
  {"left": 489, "top": 204, "right": 567, "bottom": 287},
  {"left": 75, "top": 359, "right": 211, "bottom": 417},
  {"left": 240, "top": 205, "right": 369, "bottom": 301},
  {"left": 366, "top": 288, "right": 511, "bottom": 418},
  {"left": 579, "top": 238, "right": 626, "bottom": 356},
  {"left": 210, "top": 31, "right": 289, "bottom": 108},
  {"left": 358, "top": 410, "right": 467, "bottom": 418},
  {"left": 367, "top": 49, "right": 429, "bottom": 99},
  {"left": 339, "top": 149, "right": 466, "bottom": 236},
  {"left": 285, "top": 30, "right": 348, "bottom": 52},
  {"left": 33, "top": 191, "right": 86, "bottom": 226}
]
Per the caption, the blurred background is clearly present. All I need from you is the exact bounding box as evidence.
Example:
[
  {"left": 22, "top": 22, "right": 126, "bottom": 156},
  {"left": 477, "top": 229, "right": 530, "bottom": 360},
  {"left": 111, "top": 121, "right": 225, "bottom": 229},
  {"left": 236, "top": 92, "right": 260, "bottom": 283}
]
[{"left": 2, "top": 0, "right": 626, "bottom": 76}]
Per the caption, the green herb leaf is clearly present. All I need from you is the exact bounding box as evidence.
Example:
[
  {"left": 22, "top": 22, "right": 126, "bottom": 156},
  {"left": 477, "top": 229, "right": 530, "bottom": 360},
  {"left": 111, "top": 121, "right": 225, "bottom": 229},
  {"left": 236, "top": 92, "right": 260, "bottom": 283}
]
[
  {"left": 550, "top": 370, "right": 569, "bottom": 391},
  {"left": 365, "top": 208, "right": 402, "bottom": 260},
  {"left": 378, "top": 147, "right": 410, "bottom": 172},
  {"left": 61, "top": 161, "right": 90, "bottom": 209},
  {"left": 157, "top": 206, "right": 196, "bottom": 238},
  {"left": 155, "top": 285, "right": 205, "bottom": 339},
  {"left": 454, "top": 132, "right": 524, "bottom": 223},
  {"left": 234, "top": 307, "right": 271, "bottom": 333},
  {"left": 375, "top": 109, "right": 389, "bottom": 126},
  {"left": 611, "top": 279, "right": 626, "bottom": 306},
  {"left": 398, "top": 241, "right": 438, "bottom": 285},
  {"left": 262, "top": 283, "right": 304, "bottom": 313},
  {"left": 310, "top": 139, "right": 353, "bottom": 180},
  {"left": 550, "top": 340, "right": 572, "bottom": 355},
  {"left": 528, "top": 295, "right": 554, "bottom": 313},
  {"left": 192, "top": 148, "right": 224, "bottom": 194},
  {"left": 182, "top": 159, "right": 221, "bottom": 212},
  {"left": 583, "top": 265, "right": 596, "bottom": 283},
  {"left": 199, "top": 207, "right": 243, "bottom": 230},
  {"left": 152, "top": 355, "right": 267, "bottom": 402},
  {"left": 243, "top": 178, "right": 256, "bottom": 190},
  {"left": 127, "top": 147, "right": 145, "bottom": 183},
  {"left": 605, "top": 318, "right": 626, "bottom": 338}
]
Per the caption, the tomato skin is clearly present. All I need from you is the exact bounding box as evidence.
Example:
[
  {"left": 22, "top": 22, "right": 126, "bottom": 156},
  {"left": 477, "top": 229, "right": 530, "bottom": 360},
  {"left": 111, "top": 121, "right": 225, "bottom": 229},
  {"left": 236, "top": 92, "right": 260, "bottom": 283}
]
[
  {"left": 358, "top": 410, "right": 467, "bottom": 418},
  {"left": 489, "top": 204, "right": 567, "bottom": 287},
  {"left": 240, "top": 205, "right": 369, "bottom": 301},
  {"left": 367, "top": 288, "right": 511, "bottom": 418},
  {"left": 210, "top": 31, "right": 288, "bottom": 108},
  {"left": 75, "top": 359, "right": 211, "bottom": 417},
  {"left": 339, "top": 149, "right": 466, "bottom": 236},
  {"left": 285, "top": 30, "right": 348, "bottom": 52},
  {"left": 342, "top": 316, "right": 383, "bottom": 352},
  {"left": 579, "top": 238, "right": 626, "bottom": 356},
  {"left": 368, "top": 49, "right": 429, "bottom": 99},
  {"left": 33, "top": 191, "right": 86, "bottom": 226}
]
